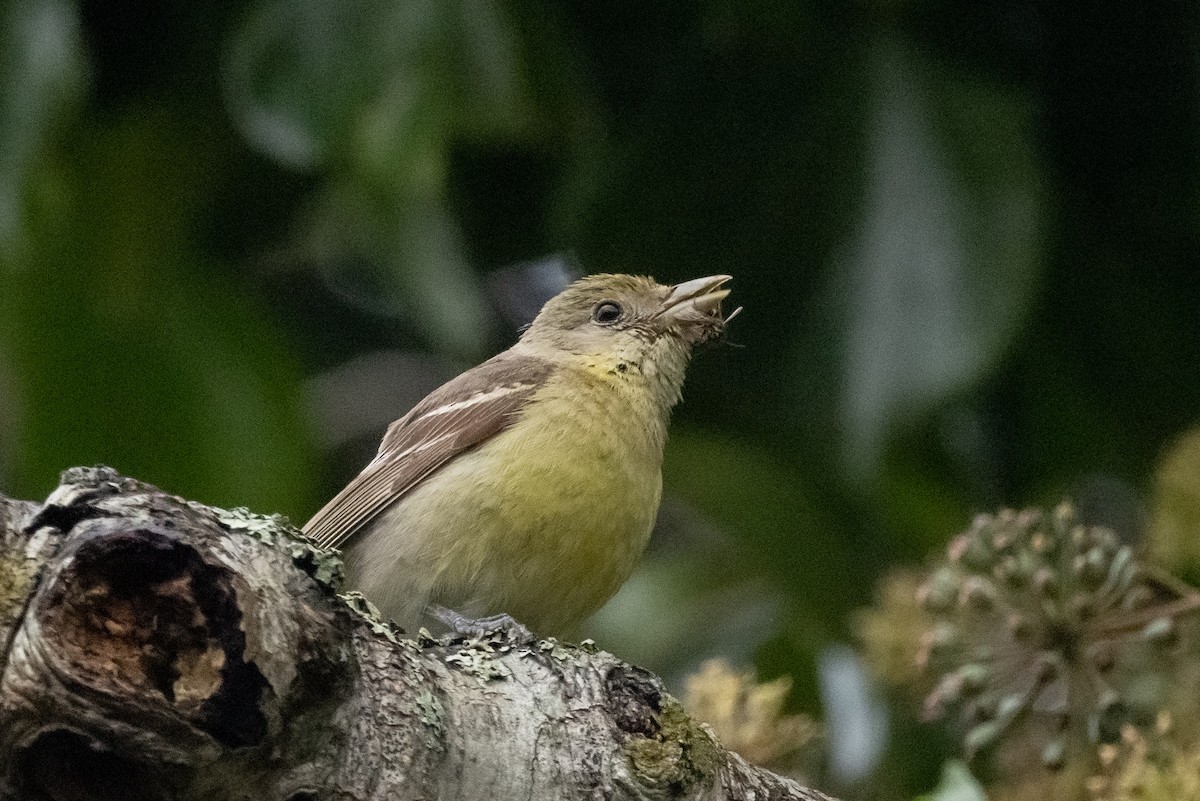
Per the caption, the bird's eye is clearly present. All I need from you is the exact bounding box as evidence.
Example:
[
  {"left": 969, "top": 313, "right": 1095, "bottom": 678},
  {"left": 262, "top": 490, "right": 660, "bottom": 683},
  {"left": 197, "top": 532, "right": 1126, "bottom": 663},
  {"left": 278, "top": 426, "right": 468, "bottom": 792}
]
[{"left": 592, "top": 301, "right": 623, "bottom": 325}]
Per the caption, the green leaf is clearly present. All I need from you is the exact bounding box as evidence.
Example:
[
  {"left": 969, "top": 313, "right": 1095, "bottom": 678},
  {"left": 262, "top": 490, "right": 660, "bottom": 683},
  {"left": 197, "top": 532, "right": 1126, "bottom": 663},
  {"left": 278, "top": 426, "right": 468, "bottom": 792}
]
[
  {"left": 224, "top": 0, "right": 528, "bottom": 173},
  {"left": 1149, "top": 426, "right": 1200, "bottom": 575},
  {"left": 0, "top": 0, "right": 86, "bottom": 257},
  {"left": 304, "top": 180, "right": 491, "bottom": 358},
  {"left": 224, "top": 0, "right": 526, "bottom": 357},
  {"left": 835, "top": 35, "right": 1043, "bottom": 477},
  {"left": 916, "top": 760, "right": 986, "bottom": 801}
]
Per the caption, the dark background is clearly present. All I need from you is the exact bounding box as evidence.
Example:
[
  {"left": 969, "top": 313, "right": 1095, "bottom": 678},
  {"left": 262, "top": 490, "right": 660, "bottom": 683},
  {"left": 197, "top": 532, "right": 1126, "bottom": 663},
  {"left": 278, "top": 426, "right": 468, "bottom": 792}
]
[{"left": 2, "top": 0, "right": 1197, "bottom": 796}]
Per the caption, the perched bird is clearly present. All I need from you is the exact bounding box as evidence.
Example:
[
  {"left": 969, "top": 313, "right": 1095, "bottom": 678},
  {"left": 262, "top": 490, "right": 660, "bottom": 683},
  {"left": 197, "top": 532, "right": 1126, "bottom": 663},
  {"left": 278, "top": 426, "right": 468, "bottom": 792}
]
[{"left": 304, "top": 273, "right": 736, "bottom": 636}]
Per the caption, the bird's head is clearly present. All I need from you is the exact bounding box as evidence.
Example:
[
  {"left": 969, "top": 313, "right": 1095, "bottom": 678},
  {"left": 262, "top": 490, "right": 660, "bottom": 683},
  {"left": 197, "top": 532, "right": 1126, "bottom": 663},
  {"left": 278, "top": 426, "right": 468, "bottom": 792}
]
[{"left": 520, "top": 273, "right": 736, "bottom": 400}]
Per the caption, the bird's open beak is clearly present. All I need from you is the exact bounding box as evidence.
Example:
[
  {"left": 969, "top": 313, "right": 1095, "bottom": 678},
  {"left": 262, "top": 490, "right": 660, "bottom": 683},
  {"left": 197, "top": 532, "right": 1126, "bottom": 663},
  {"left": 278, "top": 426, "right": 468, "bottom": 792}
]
[
  {"left": 658, "top": 275, "right": 732, "bottom": 320},
  {"left": 654, "top": 274, "right": 738, "bottom": 342}
]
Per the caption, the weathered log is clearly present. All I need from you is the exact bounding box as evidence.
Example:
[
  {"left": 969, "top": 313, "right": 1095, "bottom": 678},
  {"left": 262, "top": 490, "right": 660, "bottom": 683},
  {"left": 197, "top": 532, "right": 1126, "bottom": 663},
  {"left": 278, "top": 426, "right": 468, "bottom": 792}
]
[{"left": 0, "top": 467, "right": 835, "bottom": 801}]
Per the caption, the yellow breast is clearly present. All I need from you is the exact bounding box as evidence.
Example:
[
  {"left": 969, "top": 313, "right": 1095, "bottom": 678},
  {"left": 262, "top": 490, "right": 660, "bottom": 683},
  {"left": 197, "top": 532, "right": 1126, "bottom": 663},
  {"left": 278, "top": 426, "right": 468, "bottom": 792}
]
[{"left": 346, "top": 362, "right": 669, "bottom": 636}]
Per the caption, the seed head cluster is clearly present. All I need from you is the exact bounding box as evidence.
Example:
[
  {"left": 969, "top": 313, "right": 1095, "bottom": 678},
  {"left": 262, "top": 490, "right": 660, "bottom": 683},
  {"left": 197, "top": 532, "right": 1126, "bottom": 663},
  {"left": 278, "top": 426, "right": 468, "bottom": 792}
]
[{"left": 918, "top": 502, "right": 1192, "bottom": 770}]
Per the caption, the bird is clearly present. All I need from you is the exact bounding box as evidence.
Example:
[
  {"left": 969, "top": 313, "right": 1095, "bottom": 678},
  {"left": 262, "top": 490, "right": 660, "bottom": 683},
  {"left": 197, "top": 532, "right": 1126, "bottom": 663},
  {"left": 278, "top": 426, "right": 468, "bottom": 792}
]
[{"left": 303, "top": 273, "right": 737, "bottom": 637}]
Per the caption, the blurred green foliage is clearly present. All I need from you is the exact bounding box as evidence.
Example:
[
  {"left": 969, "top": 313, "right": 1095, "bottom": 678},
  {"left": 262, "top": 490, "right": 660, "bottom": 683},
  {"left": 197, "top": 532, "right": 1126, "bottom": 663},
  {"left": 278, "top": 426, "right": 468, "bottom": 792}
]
[{"left": 2, "top": 0, "right": 1199, "bottom": 796}]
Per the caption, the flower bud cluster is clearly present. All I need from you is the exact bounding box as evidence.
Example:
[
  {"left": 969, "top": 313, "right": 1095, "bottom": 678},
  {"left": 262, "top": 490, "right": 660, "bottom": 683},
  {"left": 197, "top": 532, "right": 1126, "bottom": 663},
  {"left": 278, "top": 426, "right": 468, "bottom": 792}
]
[{"left": 918, "top": 503, "right": 1185, "bottom": 770}]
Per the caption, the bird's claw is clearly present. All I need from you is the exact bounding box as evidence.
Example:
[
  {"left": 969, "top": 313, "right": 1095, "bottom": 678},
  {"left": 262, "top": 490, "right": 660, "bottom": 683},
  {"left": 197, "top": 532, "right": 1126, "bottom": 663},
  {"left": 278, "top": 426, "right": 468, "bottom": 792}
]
[{"left": 428, "top": 604, "right": 537, "bottom": 645}]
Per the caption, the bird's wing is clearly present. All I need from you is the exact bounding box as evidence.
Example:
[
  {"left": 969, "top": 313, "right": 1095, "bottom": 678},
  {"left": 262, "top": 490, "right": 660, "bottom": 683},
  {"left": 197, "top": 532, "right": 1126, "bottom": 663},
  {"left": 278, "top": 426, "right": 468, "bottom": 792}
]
[{"left": 303, "top": 351, "right": 556, "bottom": 550}]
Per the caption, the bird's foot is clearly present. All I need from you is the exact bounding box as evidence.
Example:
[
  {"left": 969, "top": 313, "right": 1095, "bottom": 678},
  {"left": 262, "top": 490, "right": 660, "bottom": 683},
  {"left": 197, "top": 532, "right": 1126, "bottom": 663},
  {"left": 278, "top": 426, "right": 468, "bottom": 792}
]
[{"left": 428, "top": 604, "right": 538, "bottom": 645}]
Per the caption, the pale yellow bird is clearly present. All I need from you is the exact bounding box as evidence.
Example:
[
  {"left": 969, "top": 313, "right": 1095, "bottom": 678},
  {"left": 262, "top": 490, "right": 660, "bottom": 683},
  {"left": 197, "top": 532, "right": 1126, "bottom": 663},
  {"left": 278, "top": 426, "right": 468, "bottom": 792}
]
[{"left": 304, "top": 273, "right": 736, "bottom": 636}]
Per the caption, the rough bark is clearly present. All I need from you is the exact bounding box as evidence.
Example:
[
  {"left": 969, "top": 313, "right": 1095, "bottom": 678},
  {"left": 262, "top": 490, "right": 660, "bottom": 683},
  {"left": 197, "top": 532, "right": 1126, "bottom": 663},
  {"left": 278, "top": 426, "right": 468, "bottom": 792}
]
[{"left": 0, "top": 466, "right": 836, "bottom": 801}]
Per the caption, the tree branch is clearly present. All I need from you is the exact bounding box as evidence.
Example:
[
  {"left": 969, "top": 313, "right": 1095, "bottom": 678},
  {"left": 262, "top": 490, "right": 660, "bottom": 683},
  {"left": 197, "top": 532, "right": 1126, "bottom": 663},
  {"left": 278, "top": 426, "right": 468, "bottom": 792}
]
[{"left": 0, "top": 467, "right": 835, "bottom": 801}]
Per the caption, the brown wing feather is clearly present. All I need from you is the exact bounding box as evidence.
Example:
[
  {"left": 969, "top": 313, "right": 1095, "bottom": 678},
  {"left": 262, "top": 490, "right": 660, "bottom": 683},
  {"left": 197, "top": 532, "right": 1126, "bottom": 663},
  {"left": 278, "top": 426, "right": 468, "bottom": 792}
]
[{"left": 303, "top": 351, "right": 555, "bottom": 550}]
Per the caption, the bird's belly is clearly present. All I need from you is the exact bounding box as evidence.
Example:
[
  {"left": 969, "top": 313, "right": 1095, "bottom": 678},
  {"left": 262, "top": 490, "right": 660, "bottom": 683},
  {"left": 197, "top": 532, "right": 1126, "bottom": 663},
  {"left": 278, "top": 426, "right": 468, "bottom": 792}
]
[{"left": 344, "top": 410, "right": 662, "bottom": 636}]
